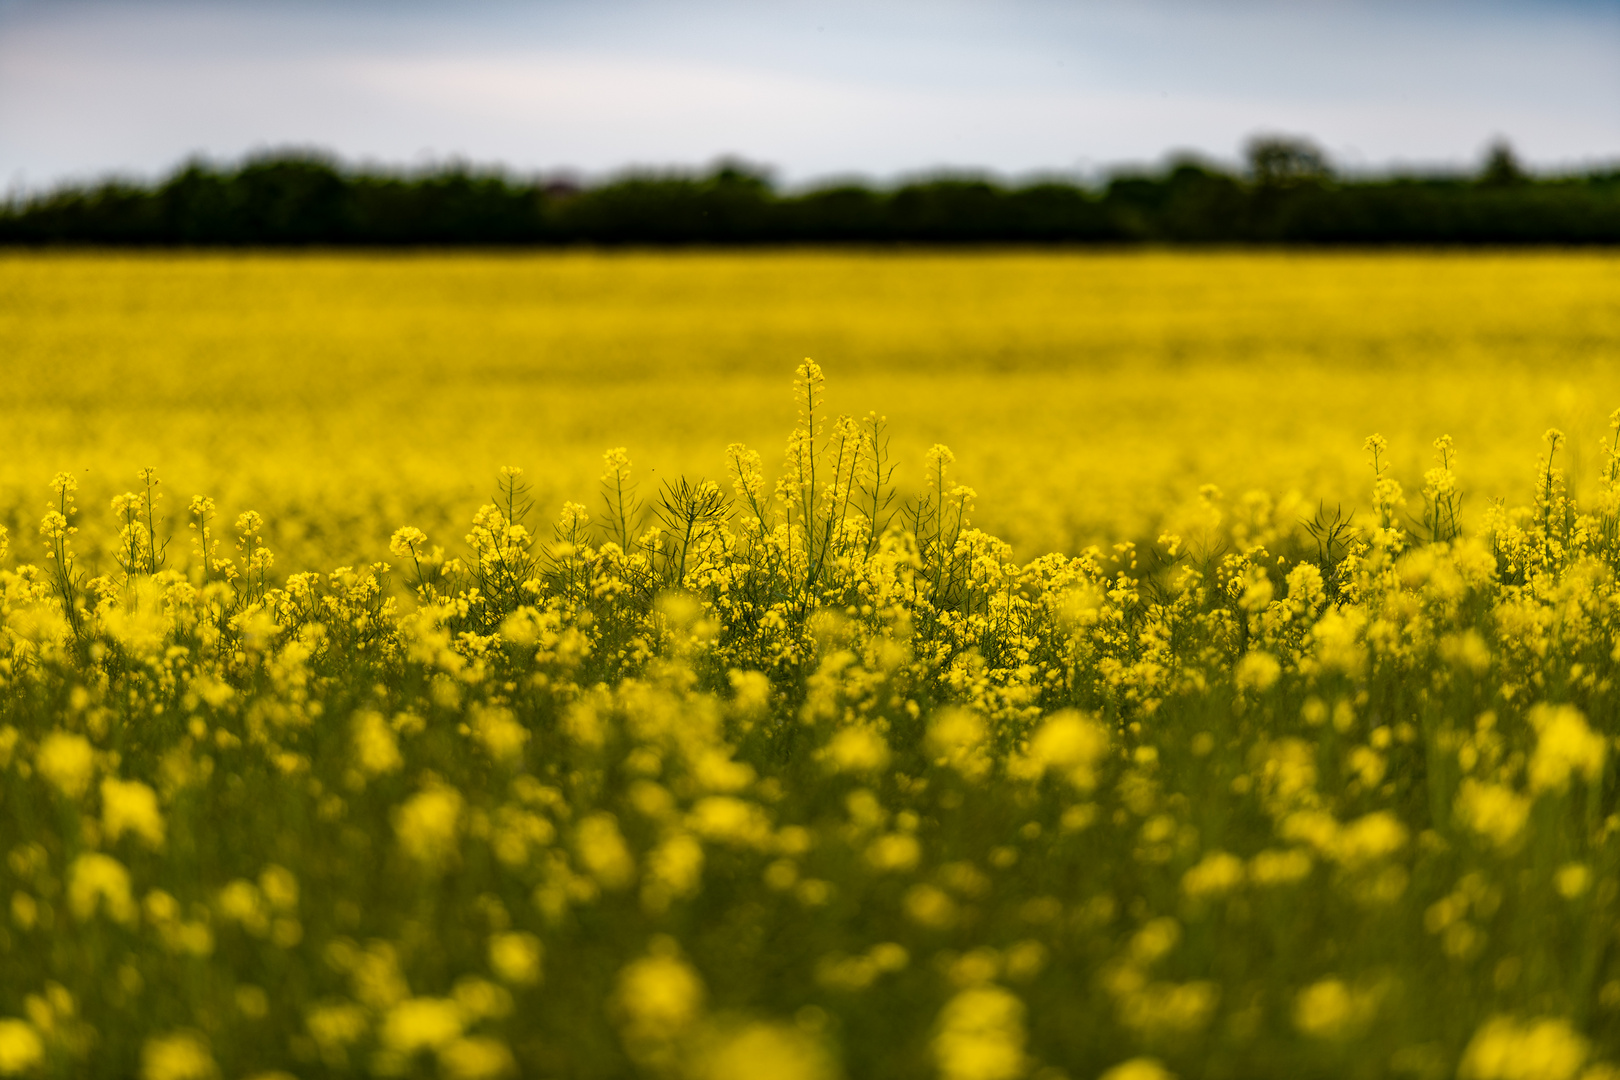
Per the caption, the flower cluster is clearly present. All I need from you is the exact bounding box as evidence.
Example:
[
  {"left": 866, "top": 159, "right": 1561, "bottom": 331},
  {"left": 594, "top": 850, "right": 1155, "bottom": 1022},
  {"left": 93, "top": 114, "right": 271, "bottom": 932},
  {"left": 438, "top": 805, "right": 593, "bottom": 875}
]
[{"left": 1, "top": 368, "right": 1620, "bottom": 1078}]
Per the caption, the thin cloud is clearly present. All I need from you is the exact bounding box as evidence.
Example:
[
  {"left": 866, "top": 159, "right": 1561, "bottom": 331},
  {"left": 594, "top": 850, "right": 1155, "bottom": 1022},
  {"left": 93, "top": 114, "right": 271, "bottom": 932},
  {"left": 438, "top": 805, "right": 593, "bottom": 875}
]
[{"left": 1, "top": 0, "right": 1615, "bottom": 189}]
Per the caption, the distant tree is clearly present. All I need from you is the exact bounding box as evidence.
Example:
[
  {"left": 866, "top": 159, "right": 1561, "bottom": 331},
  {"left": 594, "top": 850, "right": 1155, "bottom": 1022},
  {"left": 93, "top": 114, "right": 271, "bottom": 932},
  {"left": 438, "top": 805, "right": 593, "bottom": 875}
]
[
  {"left": 1247, "top": 135, "right": 1332, "bottom": 187},
  {"left": 1479, "top": 139, "right": 1528, "bottom": 186},
  {"left": 1159, "top": 161, "right": 1246, "bottom": 240},
  {"left": 707, "top": 158, "right": 775, "bottom": 195},
  {"left": 4, "top": 141, "right": 1620, "bottom": 246}
]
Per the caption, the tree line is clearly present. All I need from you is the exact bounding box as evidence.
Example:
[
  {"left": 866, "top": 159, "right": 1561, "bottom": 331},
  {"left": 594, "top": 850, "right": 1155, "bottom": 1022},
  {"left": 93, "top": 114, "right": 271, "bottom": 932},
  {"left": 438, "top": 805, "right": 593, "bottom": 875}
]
[{"left": 4, "top": 139, "right": 1617, "bottom": 246}]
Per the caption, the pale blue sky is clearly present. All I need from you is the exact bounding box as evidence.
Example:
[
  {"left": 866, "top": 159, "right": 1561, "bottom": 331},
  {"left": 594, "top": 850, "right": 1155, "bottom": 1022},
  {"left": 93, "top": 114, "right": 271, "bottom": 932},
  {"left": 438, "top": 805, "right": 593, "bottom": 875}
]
[{"left": 1, "top": 0, "right": 1616, "bottom": 190}]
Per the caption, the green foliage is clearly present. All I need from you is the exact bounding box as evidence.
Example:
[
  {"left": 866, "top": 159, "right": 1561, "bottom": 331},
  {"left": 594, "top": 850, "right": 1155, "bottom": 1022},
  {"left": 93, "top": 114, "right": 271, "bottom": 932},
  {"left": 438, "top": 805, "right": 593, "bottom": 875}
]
[{"left": 5, "top": 146, "right": 1620, "bottom": 246}]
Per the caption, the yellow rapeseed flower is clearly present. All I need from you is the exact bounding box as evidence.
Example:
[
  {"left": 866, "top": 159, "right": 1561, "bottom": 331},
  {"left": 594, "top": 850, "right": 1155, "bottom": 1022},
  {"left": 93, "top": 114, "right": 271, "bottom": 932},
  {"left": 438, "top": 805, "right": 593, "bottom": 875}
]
[
  {"left": 452, "top": 977, "right": 511, "bottom": 1022},
  {"left": 1012, "top": 709, "right": 1109, "bottom": 790},
  {"left": 1556, "top": 864, "right": 1592, "bottom": 900},
  {"left": 140, "top": 1030, "right": 217, "bottom": 1080},
  {"left": 488, "top": 931, "right": 544, "bottom": 986},
  {"left": 1129, "top": 918, "right": 1182, "bottom": 965},
  {"left": 352, "top": 711, "right": 403, "bottom": 776},
  {"left": 1456, "top": 779, "right": 1533, "bottom": 850},
  {"left": 1312, "top": 609, "right": 1367, "bottom": 677},
  {"left": 304, "top": 1002, "right": 369, "bottom": 1054},
  {"left": 615, "top": 940, "right": 705, "bottom": 1045},
  {"left": 216, "top": 880, "right": 269, "bottom": 936},
  {"left": 67, "top": 852, "right": 136, "bottom": 925},
  {"left": 1181, "top": 851, "right": 1245, "bottom": 899},
  {"left": 469, "top": 702, "right": 529, "bottom": 764},
  {"left": 643, "top": 832, "right": 705, "bottom": 910},
  {"left": 687, "top": 797, "right": 773, "bottom": 849},
  {"left": 1293, "top": 979, "right": 1373, "bottom": 1040},
  {"left": 1249, "top": 848, "right": 1314, "bottom": 886},
  {"left": 931, "top": 985, "right": 1027, "bottom": 1080},
  {"left": 904, "top": 884, "right": 960, "bottom": 930},
  {"left": 101, "top": 776, "right": 165, "bottom": 848},
  {"left": 0, "top": 1020, "right": 44, "bottom": 1076},
  {"left": 259, "top": 865, "right": 299, "bottom": 911},
  {"left": 1528, "top": 704, "right": 1606, "bottom": 795},
  {"left": 820, "top": 725, "right": 892, "bottom": 775},
  {"left": 927, "top": 707, "right": 992, "bottom": 783},
  {"left": 575, "top": 812, "right": 636, "bottom": 890},
  {"left": 865, "top": 833, "right": 922, "bottom": 874},
  {"left": 1099, "top": 1059, "right": 1176, "bottom": 1080},
  {"left": 389, "top": 526, "right": 429, "bottom": 562},
  {"left": 438, "top": 1037, "right": 517, "bottom": 1080},
  {"left": 1330, "top": 812, "right": 1408, "bottom": 870},
  {"left": 36, "top": 731, "right": 95, "bottom": 800},
  {"left": 1442, "top": 630, "right": 1493, "bottom": 674},
  {"left": 694, "top": 1022, "right": 836, "bottom": 1080},
  {"left": 1234, "top": 651, "right": 1281, "bottom": 692},
  {"left": 393, "top": 784, "right": 464, "bottom": 868},
  {"left": 1458, "top": 1015, "right": 1589, "bottom": 1080},
  {"left": 380, "top": 998, "right": 464, "bottom": 1055}
]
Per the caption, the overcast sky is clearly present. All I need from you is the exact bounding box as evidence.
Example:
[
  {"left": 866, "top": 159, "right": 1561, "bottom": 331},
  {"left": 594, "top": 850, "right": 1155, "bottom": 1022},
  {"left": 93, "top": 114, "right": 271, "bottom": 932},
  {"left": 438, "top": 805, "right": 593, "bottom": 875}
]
[{"left": 1, "top": 0, "right": 1616, "bottom": 190}]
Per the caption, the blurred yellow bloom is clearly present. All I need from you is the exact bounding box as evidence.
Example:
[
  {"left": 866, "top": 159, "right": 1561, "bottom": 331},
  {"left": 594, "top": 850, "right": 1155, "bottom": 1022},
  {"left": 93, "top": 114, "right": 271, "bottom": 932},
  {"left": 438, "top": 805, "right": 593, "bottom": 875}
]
[
  {"left": 927, "top": 707, "right": 993, "bottom": 783},
  {"left": 1312, "top": 609, "right": 1367, "bottom": 677},
  {"left": 1129, "top": 918, "right": 1182, "bottom": 965},
  {"left": 1459, "top": 1015, "right": 1589, "bottom": 1080},
  {"left": 380, "top": 997, "right": 464, "bottom": 1054},
  {"left": 1249, "top": 848, "right": 1313, "bottom": 886},
  {"left": 352, "top": 711, "right": 403, "bottom": 776},
  {"left": 394, "top": 784, "right": 464, "bottom": 868},
  {"left": 1330, "top": 812, "right": 1408, "bottom": 870},
  {"left": 1011, "top": 709, "right": 1109, "bottom": 790},
  {"left": 488, "top": 931, "right": 544, "bottom": 986},
  {"left": 1556, "top": 864, "right": 1592, "bottom": 900},
  {"left": 643, "top": 832, "right": 705, "bottom": 910},
  {"left": 1293, "top": 979, "right": 1380, "bottom": 1040},
  {"left": 0, "top": 1020, "right": 43, "bottom": 1076},
  {"left": 1099, "top": 1059, "right": 1176, "bottom": 1080},
  {"left": 576, "top": 812, "right": 636, "bottom": 890},
  {"left": 694, "top": 1022, "right": 836, "bottom": 1080},
  {"left": 820, "top": 725, "right": 892, "bottom": 775},
  {"left": 687, "top": 797, "right": 773, "bottom": 849},
  {"left": 1182, "top": 851, "right": 1245, "bottom": 899},
  {"left": 1456, "top": 780, "right": 1532, "bottom": 850},
  {"left": 1259, "top": 739, "right": 1318, "bottom": 814},
  {"left": 101, "top": 777, "right": 165, "bottom": 848},
  {"left": 615, "top": 940, "right": 705, "bottom": 1045},
  {"left": 438, "top": 1036, "right": 517, "bottom": 1080},
  {"left": 931, "top": 985, "right": 1027, "bottom": 1080},
  {"left": 727, "top": 668, "right": 772, "bottom": 717},
  {"left": 1441, "top": 630, "right": 1493, "bottom": 674},
  {"left": 305, "top": 1002, "right": 369, "bottom": 1053},
  {"left": 216, "top": 880, "right": 269, "bottom": 936},
  {"left": 1234, "top": 651, "right": 1281, "bottom": 692},
  {"left": 1117, "top": 981, "right": 1218, "bottom": 1037},
  {"left": 469, "top": 703, "right": 529, "bottom": 764},
  {"left": 140, "top": 1030, "right": 217, "bottom": 1080},
  {"left": 904, "top": 884, "right": 960, "bottom": 930},
  {"left": 1528, "top": 704, "right": 1606, "bottom": 795},
  {"left": 259, "top": 865, "right": 299, "bottom": 911},
  {"left": 67, "top": 853, "right": 136, "bottom": 925},
  {"left": 36, "top": 731, "right": 94, "bottom": 800},
  {"left": 865, "top": 833, "right": 922, "bottom": 874}
]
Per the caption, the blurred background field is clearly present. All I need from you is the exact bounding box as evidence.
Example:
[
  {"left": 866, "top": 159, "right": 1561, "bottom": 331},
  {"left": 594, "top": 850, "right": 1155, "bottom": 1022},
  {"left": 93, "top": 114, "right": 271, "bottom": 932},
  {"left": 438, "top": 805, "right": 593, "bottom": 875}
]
[{"left": 2, "top": 249, "right": 1617, "bottom": 571}]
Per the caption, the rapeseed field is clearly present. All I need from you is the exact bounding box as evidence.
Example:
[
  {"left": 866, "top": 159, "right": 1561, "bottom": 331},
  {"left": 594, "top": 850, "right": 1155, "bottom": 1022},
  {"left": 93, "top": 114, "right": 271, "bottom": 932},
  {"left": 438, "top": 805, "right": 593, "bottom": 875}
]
[
  {"left": 3, "top": 250, "right": 1618, "bottom": 563},
  {"left": 2, "top": 253, "right": 1620, "bottom": 1079}
]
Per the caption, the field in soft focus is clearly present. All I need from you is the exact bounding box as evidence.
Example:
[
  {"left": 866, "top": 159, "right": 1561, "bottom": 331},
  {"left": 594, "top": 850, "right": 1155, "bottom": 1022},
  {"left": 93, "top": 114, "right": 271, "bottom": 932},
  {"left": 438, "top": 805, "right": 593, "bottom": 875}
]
[
  {"left": 10, "top": 252, "right": 1620, "bottom": 1080},
  {"left": 2, "top": 250, "right": 1617, "bottom": 570}
]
